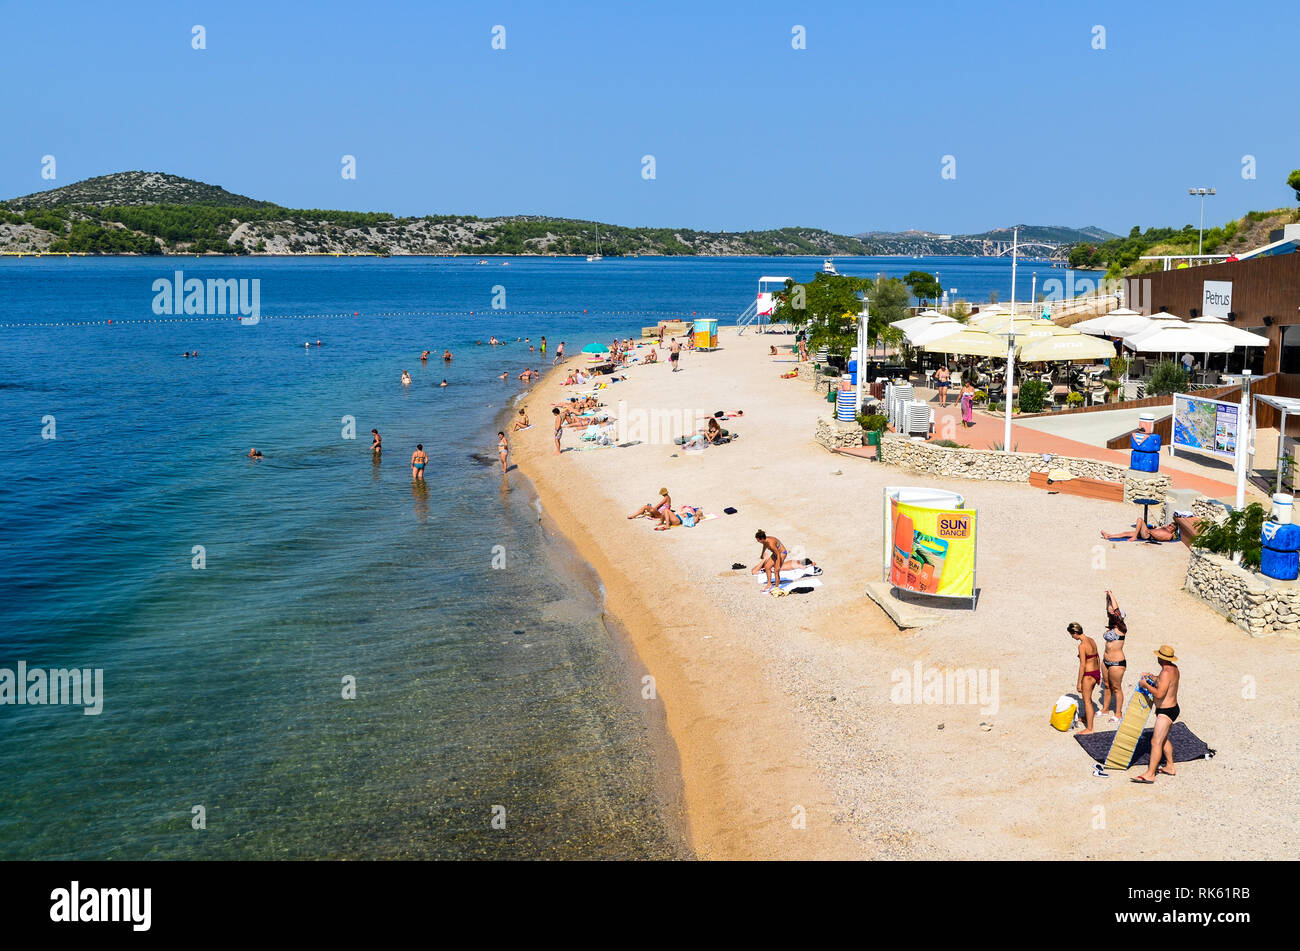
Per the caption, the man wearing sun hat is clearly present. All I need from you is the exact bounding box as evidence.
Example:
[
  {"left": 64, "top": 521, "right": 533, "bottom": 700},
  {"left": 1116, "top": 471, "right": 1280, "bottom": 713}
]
[{"left": 1133, "top": 645, "right": 1181, "bottom": 784}]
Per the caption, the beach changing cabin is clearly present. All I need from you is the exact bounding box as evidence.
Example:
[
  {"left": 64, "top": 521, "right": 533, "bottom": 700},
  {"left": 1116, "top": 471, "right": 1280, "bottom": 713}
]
[{"left": 694, "top": 318, "right": 719, "bottom": 350}]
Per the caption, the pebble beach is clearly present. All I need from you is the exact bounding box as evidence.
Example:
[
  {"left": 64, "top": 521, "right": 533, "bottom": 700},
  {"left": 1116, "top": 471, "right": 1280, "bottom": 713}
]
[{"left": 514, "top": 326, "right": 1299, "bottom": 860}]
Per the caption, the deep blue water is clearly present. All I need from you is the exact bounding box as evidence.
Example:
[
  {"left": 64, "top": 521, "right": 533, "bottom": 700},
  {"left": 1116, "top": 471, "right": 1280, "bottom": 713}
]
[{"left": 0, "top": 254, "right": 1087, "bottom": 859}]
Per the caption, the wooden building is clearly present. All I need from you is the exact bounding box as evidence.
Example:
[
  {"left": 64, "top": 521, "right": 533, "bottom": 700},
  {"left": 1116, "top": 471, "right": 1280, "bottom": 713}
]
[{"left": 1124, "top": 251, "right": 1300, "bottom": 377}]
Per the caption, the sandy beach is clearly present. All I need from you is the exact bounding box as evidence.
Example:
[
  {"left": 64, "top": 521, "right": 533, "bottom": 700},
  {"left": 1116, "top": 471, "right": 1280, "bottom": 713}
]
[{"left": 513, "top": 327, "right": 1299, "bottom": 860}]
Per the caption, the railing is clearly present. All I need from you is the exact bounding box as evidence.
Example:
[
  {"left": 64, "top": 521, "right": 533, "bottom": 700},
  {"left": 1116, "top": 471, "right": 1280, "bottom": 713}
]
[{"left": 735, "top": 299, "right": 760, "bottom": 334}]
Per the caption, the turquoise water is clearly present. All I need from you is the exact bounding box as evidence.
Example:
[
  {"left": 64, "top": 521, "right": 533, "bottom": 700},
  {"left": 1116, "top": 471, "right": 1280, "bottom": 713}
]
[{"left": 0, "top": 254, "right": 1082, "bottom": 859}]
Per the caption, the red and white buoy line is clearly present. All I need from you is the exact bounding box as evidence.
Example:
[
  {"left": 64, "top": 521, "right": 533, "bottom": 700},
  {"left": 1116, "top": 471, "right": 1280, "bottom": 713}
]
[{"left": 0, "top": 308, "right": 728, "bottom": 329}]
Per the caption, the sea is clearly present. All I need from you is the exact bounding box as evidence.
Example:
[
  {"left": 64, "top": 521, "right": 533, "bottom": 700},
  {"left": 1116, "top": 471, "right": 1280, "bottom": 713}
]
[{"left": 0, "top": 254, "right": 1090, "bottom": 859}]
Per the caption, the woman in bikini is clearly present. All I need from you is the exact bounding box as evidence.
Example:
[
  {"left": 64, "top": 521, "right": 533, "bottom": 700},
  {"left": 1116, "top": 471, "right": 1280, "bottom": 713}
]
[
  {"left": 497, "top": 432, "right": 509, "bottom": 474},
  {"left": 411, "top": 444, "right": 428, "bottom": 482},
  {"left": 1101, "top": 520, "right": 1180, "bottom": 542},
  {"left": 1101, "top": 590, "right": 1127, "bottom": 723},
  {"left": 753, "top": 530, "right": 790, "bottom": 591},
  {"left": 628, "top": 488, "right": 671, "bottom": 521},
  {"left": 1068, "top": 621, "right": 1102, "bottom": 734},
  {"left": 512, "top": 408, "right": 530, "bottom": 431}
]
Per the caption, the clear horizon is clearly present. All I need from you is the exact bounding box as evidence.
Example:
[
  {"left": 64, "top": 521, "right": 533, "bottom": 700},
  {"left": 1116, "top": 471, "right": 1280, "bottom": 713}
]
[{"left": 1, "top": 0, "right": 1295, "bottom": 235}]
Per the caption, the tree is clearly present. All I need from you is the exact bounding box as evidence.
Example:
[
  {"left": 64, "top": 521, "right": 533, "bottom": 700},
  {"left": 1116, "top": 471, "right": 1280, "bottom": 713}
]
[
  {"left": 768, "top": 272, "right": 870, "bottom": 359},
  {"left": 1289, "top": 169, "right": 1300, "bottom": 204},
  {"left": 903, "top": 270, "right": 941, "bottom": 305}
]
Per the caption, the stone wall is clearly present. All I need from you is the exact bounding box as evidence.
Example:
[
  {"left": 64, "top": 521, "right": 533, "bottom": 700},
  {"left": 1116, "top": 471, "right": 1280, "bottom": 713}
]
[
  {"left": 1185, "top": 548, "right": 1300, "bottom": 638},
  {"left": 876, "top": 434, "right": 1171, "bottom": 500},
  {"left": 1192, "top": 497, "right": 1231, "bottom": 524},
  {"left": 815, "top": 416, "right": 865, "bottom": 450}
]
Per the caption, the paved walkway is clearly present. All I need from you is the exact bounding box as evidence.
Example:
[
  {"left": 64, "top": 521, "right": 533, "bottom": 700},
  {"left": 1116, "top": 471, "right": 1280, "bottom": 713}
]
[{"left": 916, "top": 393, "right": 1251, "bottom": 501}]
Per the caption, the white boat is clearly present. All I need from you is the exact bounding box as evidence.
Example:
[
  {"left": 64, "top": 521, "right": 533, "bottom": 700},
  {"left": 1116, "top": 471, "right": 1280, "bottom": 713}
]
[
  {"left": 587, "top": 223, "right": 602, "bottom": 262},
  {"left": 821, "top": 258, "right": 838, "bottom": 275}
]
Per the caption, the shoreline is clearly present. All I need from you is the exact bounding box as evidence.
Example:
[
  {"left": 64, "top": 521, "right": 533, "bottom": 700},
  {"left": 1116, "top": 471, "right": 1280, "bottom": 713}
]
[
  {"left": 512, "top": 326, "right": 1300, "bottom": 860},
  {"left": 494, "top": 394, "right": 694, "bottom": 858}
]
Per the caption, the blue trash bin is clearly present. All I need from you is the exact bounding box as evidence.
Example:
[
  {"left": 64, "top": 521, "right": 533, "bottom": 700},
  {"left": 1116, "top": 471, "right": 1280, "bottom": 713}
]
[
  {"left": 1130, "top": 431, "right": 1161, "bottom": 473},
  {"left": 1261, "top": 521, "right": 1300, "bottom": 581}
]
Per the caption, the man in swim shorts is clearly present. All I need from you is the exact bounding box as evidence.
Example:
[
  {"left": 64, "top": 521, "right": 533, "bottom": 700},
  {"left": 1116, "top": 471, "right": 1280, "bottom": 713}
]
[
  {"left": 669, "top": 338, "right": 681, "bottom": 372},
  {"left": 411, "top": 444, "right": 428, "bottom": 481},
  {"left": 1133, "top": 645, "right": 1181, "bottom": 784}
]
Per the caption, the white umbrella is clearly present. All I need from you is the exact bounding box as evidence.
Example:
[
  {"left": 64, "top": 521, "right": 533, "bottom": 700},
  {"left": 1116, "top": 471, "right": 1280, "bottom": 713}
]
[
  {"left": 892, "top": 313, "right": 957, "bottom": 335},
  {"left": 906, "top": 320, "right": 965, "bottom": 346},
  {"left": 1123, "top": 323, "right": 1235, "bottom": 354},
  {"left": 921, "top": 328, "right": 1006, "bottom": 357},
  {"left": 916, "top": 309, "right": 946, "bottom": 318},
  {"left": 1187, "top": 315, "right": 1269, "bottom": 347},
  {"left": 1018, "top": 332, "right": 1117, "bottom": 362}
]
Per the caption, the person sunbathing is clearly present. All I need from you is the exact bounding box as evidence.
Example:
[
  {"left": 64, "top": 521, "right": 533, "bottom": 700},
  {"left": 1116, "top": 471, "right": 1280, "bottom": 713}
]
[
  {"left": 1101, "top": 520, "right": 1180, "bottom": 543},
  {"left": 653, "top": 506, "right": 682, "bottom": 531},
  {"left": 628, "top": 488, "right": 672, "bottom": 521},
  {"left": 512, "top": 408, "right": 530, "bottom": 431},
  {"left": 705, "top": 419, "right": 731, "bottom": 444}
]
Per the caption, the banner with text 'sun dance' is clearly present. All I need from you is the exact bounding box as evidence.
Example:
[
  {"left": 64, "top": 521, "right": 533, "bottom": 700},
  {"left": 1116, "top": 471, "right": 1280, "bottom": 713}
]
[{"left": 888, "top": 499, "right": 976, "bottom": 598}]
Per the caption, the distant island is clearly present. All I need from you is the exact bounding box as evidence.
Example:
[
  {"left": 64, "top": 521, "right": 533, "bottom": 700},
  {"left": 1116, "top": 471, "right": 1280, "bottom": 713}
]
[{"left": 0, "top": 171, "right": 1117, "bottom": 258}]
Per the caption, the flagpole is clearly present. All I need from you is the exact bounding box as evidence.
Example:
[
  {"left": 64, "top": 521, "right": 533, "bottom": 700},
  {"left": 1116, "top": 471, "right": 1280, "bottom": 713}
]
[{"left": 1003, "top": 227, "right": 1018, "bottom": 451}]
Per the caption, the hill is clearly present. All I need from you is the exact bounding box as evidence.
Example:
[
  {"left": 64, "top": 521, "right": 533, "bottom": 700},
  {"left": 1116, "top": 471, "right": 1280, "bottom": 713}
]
[
  {"left": 1068, "top": 208, "right": 1300, "bottom": 275},
  {"left": 856, "top": 224, "right": 1118, "bottom": 257},
  {"left": 5, "top": 171, "right": 274, "bottom": 211},
  {"left": 0, "top": 171, "right": 1114, "bottom": 257}
]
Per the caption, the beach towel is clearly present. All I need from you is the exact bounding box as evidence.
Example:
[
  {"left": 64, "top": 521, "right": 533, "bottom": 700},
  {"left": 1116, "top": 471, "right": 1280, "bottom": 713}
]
[
  {"left": 1074, "top": 723, "right": 1215, "bottom": 768},
  {"left": 755, "top": 565, "right": 823, "bottom": 584},
  {"left": 767, "top": 578, "right": 823, "bottom": 595}
]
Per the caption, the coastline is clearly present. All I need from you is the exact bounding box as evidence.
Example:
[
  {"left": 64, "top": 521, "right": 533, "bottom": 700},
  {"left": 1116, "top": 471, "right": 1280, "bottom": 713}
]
[
  {"left": 513, "top": 327, "right": 1300, "bottom": 861},
  {"left": 494, "top": 398, "right": 694, "bottom": 858}
]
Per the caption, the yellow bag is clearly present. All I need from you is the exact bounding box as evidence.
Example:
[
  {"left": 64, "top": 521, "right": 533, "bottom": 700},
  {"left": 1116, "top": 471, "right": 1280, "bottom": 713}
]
[{"left": 1050, "top": 695, "right": 1077, "bottom": 732}]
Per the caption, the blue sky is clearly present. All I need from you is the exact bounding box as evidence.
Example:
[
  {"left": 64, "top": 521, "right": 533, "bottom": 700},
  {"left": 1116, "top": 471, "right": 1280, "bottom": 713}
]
[{"left": 1, "top": 0, "right": 1295, "bottom": 235}]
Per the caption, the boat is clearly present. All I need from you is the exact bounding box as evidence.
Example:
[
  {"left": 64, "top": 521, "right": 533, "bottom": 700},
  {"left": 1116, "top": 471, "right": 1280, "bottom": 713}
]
[
  {"left": 587, "top": 223, "right": 603, "bottom": 262},
  {"left": 821, "top": 258, "right": 838, "bottom": 275}
]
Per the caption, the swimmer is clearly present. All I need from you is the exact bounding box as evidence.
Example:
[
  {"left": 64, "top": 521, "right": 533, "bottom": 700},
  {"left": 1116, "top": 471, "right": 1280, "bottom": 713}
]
[
  {"left": 443, "top": 350, "right": 453, "bottom": 362},
  {"left": 315, "top": 340, "right": 322, "bottom": 347},
  {"left": 370, "top": 429, "right": 382, "bottom": 453},
  {"left": 411, "top": 443, "right": 428, "bottom": 481},
  {"left": 401, "top": 370, "right": 412, "bottom": 386},
  {"left": 440, "top": 379, "right": 448, "bottom": 387},
  {"left": 421, "top": 350, "right": 430, "bottom": 361},
  {"left": 247, "top": 448, "right": 262, "bottom": 459},
  {"left": 498, "top": 371, "right": 509, "bottom": 381}
]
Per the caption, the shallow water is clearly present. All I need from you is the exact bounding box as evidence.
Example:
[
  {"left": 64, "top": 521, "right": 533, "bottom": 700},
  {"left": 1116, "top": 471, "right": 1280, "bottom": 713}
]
[{"left": 0, "top": 254, "right": 1086, "bottom": 859}]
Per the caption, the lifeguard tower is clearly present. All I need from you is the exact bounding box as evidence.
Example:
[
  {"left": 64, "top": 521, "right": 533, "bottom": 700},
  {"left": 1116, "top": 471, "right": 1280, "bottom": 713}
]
[{"left": 736, "top": 276, "right": 793, "bottom": 334}]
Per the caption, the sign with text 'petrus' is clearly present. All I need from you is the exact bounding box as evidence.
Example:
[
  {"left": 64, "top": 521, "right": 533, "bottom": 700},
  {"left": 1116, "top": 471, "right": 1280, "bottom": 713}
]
[{"left": 1203, "top": 280, "right": 1233, "bottom": 319}]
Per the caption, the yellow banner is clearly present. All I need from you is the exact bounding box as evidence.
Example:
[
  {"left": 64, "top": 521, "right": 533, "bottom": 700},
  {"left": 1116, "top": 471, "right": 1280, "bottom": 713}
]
[{"left": 889, "top": 499, "right": 976, "bottom": 597}]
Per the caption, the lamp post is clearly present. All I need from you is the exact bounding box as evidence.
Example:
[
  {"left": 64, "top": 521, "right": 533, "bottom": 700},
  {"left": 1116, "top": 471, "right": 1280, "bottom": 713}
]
[
  {"left": 1189, "top": 187, "right": 1216, "bottom": 255},
  {"left": 856, "top": 297, "right": 870, "bottom": 416},
  {"left": 1003, "top": 227, "right": 1019, "bottom": 451}
]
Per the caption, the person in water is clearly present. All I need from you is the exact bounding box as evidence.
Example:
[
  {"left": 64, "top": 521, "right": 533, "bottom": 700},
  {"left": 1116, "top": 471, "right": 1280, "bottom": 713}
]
[
  {"left": 247, "top": 447, "right": 262, "bottom": 459},
  {"left": 370, "top": 429, "right": 382, "bottom": 454},
  {"left": 1069, "top": 621, "right": 1101, "bottom": 734},
  {"left": 1101, "top": 590, "right": 1127, "bottom": 723},
  {"left": 443, "top": 350, "right": 453, "bottom": 362},
  {"left": 498, "top": 371, "right": 508, "bottom": 381},
  {"left": 540, "top": 336, "right": 547, "bottom": 355},
  {"left": 411, "top": 444, "right": 428, "bottom": 481},
  {"left": 512, "top": 408, "right": 530, "bottom": 431},
  {"left": 1133, "top": 645, "right": 1182, "bottom": 784},
  {"left": 498, "top": 431, "right": 509, "bottom": 474},
  {"left": 401, "top": 370, "right": 412, "bottom": 386},
  {"left": 421, "top": 350, "right": 430, "bottom": 361},
  {"left": 439, "top": 379, "right": 448, "bottom": 387}
]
